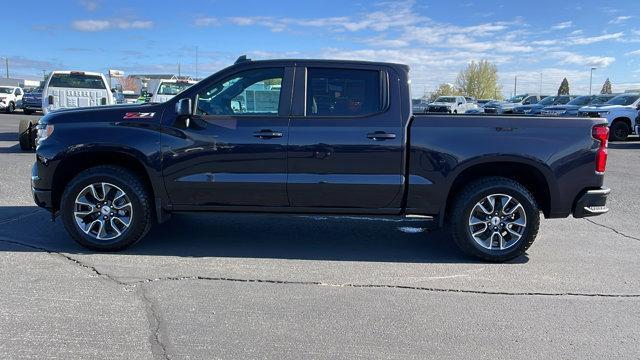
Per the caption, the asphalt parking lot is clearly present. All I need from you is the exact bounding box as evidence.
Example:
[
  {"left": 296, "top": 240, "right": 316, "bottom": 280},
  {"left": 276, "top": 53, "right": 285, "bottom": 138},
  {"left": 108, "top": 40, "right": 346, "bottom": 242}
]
[{"left": 0, "top": 112, "right": 638, "bottom": 359}]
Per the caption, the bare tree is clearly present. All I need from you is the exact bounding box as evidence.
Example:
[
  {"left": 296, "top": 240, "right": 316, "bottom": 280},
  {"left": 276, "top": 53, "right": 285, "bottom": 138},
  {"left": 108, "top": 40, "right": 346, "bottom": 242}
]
[
  {"left": 600, "top": 78, "right": 612, "bottom": 94},
  {"left": 117, "top": 76, "right": 140, "bottom": 92},
  {"left": 557, "top": 78, "right": 570, "bottom": 95}
]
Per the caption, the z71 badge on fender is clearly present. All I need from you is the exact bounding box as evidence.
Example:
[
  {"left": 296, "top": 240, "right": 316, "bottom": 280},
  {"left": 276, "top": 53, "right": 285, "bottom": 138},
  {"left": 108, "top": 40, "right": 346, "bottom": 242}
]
[{"left": 123, "top": 112, "right": 155, "bottom": 119}]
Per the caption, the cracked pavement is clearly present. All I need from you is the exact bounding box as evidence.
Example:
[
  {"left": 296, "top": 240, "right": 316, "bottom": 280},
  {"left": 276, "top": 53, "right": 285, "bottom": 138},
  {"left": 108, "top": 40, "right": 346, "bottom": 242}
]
[{"left": 0, "top": 114, "right": 639, "bottom": 359}]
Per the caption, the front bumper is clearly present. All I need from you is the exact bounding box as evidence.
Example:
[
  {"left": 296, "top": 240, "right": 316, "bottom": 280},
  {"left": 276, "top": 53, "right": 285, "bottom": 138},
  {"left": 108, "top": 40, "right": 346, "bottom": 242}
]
[
  {"left": 572, "top": 188, "right": 610, "bottom": 218},
  {"left": 31, "top": 162, "right": 53, "bottom": 210}
]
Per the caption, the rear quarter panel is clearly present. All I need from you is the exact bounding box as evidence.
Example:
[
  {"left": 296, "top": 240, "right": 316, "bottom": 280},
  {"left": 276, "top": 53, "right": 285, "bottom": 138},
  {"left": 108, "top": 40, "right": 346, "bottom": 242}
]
[{"left": 407, "top": 115, "right": 606, "bottom": 218}]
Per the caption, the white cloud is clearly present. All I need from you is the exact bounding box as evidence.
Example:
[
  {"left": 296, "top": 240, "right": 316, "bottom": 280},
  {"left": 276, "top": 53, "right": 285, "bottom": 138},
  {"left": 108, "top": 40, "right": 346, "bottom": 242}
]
[
  {"left": 79, "top": 0, "right": 99, "bottom": 11},
  {"left": 551, "top": 21, "right": 572, "bottom": 30},
  {"left": 194, "top": 17, "right": 220, "bottom": 27},
  {"left": 626, "top": 49, "right": 640, "bottom": 56},
  {"left": 609, "top": 16, "right": 633, "bottom": 24},
  {"left": 552, "top": 51, "right": 615, "bottom": 67},
  {"left": 72, "top": 19, "right": 153, "bottom": 32},
  {"left": 570, "top": 32, "right": 623, "bottom": 45}
]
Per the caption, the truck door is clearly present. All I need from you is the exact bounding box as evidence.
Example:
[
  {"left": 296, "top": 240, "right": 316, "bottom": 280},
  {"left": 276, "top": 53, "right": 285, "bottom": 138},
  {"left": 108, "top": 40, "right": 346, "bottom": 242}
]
[
  {"left": 161, "top": 66, "right": 293, "bottom": 207},
  {"left": 287, "top": 65, "right": 404, "bottom": 210}
]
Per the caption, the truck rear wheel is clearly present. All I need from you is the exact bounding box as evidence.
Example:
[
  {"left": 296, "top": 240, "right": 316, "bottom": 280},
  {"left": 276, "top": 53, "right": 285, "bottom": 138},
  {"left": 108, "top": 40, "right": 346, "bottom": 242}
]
[
  {"left": 18, "top": 119, "right": 32, "bottom": 150},
  {"left": 60, "top": 166, "right": 153, "bottom": 251},
  {"left": 449, "top": 177, "right": 540, "bottom": 262}
]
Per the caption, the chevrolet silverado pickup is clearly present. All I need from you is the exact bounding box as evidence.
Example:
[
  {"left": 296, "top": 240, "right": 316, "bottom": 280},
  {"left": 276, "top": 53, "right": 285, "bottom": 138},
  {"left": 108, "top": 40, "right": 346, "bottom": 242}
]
[{"left": 31, "top": 57, "right": 611, "bottom": 262}]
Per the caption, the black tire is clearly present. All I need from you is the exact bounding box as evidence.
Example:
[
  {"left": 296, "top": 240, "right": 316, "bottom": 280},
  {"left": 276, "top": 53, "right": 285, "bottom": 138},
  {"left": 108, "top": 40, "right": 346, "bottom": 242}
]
[
  {"left": 6, "top": 102, "right": 15, "bottom": 114},
  {"left": 609, "top": 120, "right": 630, "bottom": 141},
  {"left": 23, "top": 108, "right": 33, "bottom": 115},
  {"left": 60, "top": 166, "right": 153, "bottom": 251},
  {"left": 18, "top": 119, "right": 32, "bottom": 150},
  {"left": 449, "top": 176, "right": 540, "bottom": 262}
]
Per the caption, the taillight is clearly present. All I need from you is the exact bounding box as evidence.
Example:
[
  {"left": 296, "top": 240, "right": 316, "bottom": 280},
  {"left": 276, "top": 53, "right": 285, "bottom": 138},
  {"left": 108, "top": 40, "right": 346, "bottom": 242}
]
[
  {"left": 101, "top": 97, "right": 107, "bottom": 105},
  {"left": 48, "top": 95, "right": 54, "bottom": 105},
  {"left": 592, "top": 124, "right": 608, "bottom": 174}
]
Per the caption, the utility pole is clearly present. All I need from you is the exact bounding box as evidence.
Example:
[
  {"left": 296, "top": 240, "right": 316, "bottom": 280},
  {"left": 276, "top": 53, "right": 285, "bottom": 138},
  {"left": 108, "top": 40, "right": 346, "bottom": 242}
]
[
  {"left": 195, "top": 46, "right": 198, "bottom": 80},
  {"left": 178, "top": 62, "right": 181, "bottom": 77},
  {"left": 0, "top": 57, "right": 8, "bottom": 78},
  {"left": 514, "top": 76, "right": 517, "bottom": 96},
  {"left": 539, "top": 73, "right": 543, "bottom": 95},
  {"left": 589, "top": 67, "right": 596, "bottom": 95}
]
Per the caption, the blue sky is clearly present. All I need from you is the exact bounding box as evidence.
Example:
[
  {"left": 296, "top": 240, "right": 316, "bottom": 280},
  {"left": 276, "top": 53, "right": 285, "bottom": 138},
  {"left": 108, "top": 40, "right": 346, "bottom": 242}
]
[{"left": 5, "top": 0, "right": 640, "bottom": 97}]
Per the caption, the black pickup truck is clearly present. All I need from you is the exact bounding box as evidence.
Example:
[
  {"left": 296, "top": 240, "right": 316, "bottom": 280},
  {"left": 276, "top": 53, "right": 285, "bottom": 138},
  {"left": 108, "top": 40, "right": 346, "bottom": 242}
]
[{"left": 31, "top": 57, "right": 610, "bottom": 261}]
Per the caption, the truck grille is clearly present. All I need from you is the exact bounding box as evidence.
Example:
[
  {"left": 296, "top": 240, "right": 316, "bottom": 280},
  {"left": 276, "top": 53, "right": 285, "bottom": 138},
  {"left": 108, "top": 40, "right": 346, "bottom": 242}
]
[{"left": 427, "top": 105, "right": 450, "bottom": 113}]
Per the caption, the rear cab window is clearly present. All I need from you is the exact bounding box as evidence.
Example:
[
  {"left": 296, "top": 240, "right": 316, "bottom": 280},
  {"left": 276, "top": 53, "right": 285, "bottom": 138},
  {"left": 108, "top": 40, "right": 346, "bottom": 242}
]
[
  {"left": 306, "top": 68, "right": 384, "bottom": 117},
  {"left": 48, "top": 73, "right": 107, "bottom": 89}
]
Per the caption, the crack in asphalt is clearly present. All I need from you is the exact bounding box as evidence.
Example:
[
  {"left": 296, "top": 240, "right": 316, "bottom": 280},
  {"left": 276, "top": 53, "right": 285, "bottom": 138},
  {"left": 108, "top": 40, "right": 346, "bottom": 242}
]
[
  {"left": 139, "top": 285, "right": 171, "bottom": 360},
  {"left": 0, "top": 237, "right": 169, "bottom": 358},
  {"left": 133, "top": 275, "right": 640, "bottom": 298},
  {"left": 584, "top": 218, "right": 640, "bottom": 242}
]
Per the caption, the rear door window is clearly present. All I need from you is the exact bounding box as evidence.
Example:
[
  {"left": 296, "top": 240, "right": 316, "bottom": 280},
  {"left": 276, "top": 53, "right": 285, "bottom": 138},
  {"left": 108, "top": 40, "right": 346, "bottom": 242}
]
[
  {"left": 49, "top": 73, "right": 107, "bottom": 89},
  {"left": 306, "top": 68, "right": 382, "bottom": 117}
]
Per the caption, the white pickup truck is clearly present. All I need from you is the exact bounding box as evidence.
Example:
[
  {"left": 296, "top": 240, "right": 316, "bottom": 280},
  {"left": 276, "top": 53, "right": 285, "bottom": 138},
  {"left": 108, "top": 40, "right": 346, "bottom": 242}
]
[
  {"left": 426, "top": 96, "right": 474, "bottom": 114},
  {"left": 0, "top": 86, "right": 24, "bottom": 113},
  {"left": 149, "top": 78, "right": 197, "bottom": 103},
  {"left": 578, "top": 93, "right": 640, "bottom": 141},
  {"left": 42, "top": 71, "right": 114, "bottom": 114}
]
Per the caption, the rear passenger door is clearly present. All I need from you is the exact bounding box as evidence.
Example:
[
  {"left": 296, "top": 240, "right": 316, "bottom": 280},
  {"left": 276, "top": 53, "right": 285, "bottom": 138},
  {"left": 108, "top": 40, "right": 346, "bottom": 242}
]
[{"left": 286, "top": 65, "right": 404, "bottom": 210}]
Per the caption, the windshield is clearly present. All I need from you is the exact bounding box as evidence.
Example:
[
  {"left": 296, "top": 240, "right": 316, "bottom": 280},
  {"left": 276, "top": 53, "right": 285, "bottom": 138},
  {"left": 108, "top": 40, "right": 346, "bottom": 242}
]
[
  {"left": 435, "top": 97, "right": 456, "bottom": 103},
  {"left": 158, "top": 82, "right": 192, "bottom": 95},
  {"left": 507, "top": 95, "right": 526, "bottom": 103},
  {"left": 0, "top": 87, "right": 13, "bottom": 94},
  {"left": 606, "top": 94, "right": 640, "bottom": 106},
  {"left": 49, "top": 73, "right": 106, "bottom": 89},
  {"left": 567, "top": 96, "right": 592, "bottom": 106},
  {"left": 537, "top": 96, "right": 557, "bottom": 106}
]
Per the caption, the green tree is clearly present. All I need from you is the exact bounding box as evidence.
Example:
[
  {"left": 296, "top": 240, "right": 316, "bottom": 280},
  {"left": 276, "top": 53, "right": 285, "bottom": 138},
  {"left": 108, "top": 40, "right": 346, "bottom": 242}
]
[
  {"left": 455, "top": 60, "right": 502, "bottom": 99},
  {"left": 557, "top": 77, "right": 570, "bottom": 95},
  {"left": 429, "top": 83, "right": 459, "bottom": 101},
  {"left": 600, "top": 78, "right": 612, "bottom": 94}
]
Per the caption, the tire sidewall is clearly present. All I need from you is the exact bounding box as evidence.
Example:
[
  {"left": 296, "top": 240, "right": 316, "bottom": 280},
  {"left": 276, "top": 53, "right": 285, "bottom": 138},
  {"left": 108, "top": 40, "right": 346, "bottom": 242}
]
[
  {"left": 456, "top": 183, "right": 539, "bottom": 260},
  {"left": 610, "top": 121, "right": 629, "bottom": 141},
  {"left": 61, "top": 170, "right": 147, "bottom": 250}
]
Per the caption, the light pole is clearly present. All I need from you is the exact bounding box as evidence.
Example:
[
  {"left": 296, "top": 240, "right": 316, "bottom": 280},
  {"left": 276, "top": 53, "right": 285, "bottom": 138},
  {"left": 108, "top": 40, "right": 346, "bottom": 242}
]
[
  {"left": 0, "top": 57, "right": 8, "bottom": 78},
  {"left": 539, "top": 72, "right": 542, "bottom": 95},
  {"left": 589, "top": 67, "right": 596, "bottom": 95}
]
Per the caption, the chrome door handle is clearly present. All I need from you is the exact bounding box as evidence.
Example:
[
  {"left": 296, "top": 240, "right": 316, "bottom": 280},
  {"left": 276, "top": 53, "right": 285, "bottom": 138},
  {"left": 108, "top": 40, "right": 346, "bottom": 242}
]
[
  {"left": 367, "top": 131, "right": 396, "bottom": 140},
  {"left": 253, "top": 130, "right": 283, "bottom": 139}
]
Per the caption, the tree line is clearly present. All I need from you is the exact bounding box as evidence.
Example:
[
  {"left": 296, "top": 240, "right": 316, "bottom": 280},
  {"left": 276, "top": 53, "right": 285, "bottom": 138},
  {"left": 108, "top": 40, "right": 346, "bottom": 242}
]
[{"left": 429, "top": 60, "right": 615, "bottom": 101}]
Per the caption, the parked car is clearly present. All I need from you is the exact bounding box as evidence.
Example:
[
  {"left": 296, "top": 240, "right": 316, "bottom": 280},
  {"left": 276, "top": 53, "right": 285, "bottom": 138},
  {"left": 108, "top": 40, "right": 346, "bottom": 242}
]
[
  {"left": 42, "top": 71, "right": 114, "bottom": 114},
  {"left": 541, "top": 94, "right": 615, "bottom": 117},
  {"left": 426, "top": 96, "right": 472, "bottom": 114},
  {"left": 31, "top": 57, "right": 610, "bottom": 262},
  {"left": 635, "top": 112, "right": 640, "bottom": 138},
  {"left": 412, "top": 98, "right": 429, "bottom": 114},
  {"left": 483, "top": 94, "right": 545, "bottom": 114},
  {"left": 578, "top": 93, "right": 640, "bottom": 141},
  {"left": 513, "top": 95, "right": 576, "bottom": 115},
  {"left": 149, "top": 78, "right": 197, "bottom": 103},
  {"left": 0, "top": 86, "right": 24, "bottom": 113},
  {"left": 21, "top": 88, "right": 43, "bottom": 114}
]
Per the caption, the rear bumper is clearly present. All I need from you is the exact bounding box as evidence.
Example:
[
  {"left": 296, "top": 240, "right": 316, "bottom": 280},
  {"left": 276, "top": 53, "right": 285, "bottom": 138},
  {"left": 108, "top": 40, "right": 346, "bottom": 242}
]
[{"left": 572, "top": 188, "right": 610, "bottom": 218}]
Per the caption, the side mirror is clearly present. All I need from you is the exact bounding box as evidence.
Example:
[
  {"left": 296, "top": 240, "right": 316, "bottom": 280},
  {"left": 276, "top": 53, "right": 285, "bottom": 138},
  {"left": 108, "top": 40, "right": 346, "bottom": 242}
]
[
  {"left": 457, "top": 102, "right": 463, "bottom": 106},
  {"left": 175, "top": 98, "right": 192, "bottom": 117},
  {"left": 636, "top": 104, "right": 640, "bottom": 110}
]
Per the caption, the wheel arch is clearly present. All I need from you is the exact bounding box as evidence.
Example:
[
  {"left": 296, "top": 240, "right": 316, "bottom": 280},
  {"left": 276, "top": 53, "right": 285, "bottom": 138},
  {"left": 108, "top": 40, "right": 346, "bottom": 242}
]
[
  {"left": 441, "top": 159, "right": 553, "bottom": 224},
  {"left": 610, "top": 116, "right": 632, "bottom": 129},
  {"left": 51, "top": 149, "right": 159, "bottom": 213}
]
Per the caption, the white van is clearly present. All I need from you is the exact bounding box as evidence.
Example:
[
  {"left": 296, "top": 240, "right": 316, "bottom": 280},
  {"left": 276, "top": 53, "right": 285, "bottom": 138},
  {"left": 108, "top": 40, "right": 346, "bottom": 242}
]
[
  {"left": 42, "top": 71, "right": 114, "bottom": 114},
  {"left": 149, "top": 78, "right": 196, "bottom": 103}
]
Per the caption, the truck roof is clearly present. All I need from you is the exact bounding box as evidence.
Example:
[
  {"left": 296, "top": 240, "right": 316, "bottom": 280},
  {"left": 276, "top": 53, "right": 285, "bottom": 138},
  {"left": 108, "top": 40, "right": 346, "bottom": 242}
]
[
  {"left": 230, "top": 56, "right": 410, "bottom": 72},
  {"left": 49, "top": 70, "right": 105, "bottom": 76}
]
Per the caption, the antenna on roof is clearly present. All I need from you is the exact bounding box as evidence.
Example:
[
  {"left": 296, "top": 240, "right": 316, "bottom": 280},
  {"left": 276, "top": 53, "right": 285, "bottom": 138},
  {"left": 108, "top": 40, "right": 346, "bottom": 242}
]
[{"left": 234, "top": 55, "right": 251, "bottom": 64}]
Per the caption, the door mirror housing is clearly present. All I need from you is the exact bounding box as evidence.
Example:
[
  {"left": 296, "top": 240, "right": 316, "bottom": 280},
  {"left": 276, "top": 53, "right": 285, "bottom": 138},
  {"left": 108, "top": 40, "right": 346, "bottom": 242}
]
[{"left": 176, "top": 98, "right": 192, "bottom": 117}]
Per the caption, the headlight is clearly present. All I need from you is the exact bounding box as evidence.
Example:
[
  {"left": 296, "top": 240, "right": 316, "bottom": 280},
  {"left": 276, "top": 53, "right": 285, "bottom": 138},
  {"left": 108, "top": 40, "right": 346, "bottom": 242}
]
[
  {"left": 599, "top": 111, "right": 610, "bottom": 115},
  {"left": 36, "top": 124, "right": 54, "bottom": 146}
]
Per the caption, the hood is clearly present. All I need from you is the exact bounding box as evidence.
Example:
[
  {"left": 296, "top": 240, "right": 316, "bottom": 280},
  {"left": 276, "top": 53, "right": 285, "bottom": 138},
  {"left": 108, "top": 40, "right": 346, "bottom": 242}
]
[
  {"left": 41, "top": 103, "right": 163, "bottom": 125},
  {"left": 581, "top": 104, "right": 634, "bottom": 112},
  {"left": 543, "top": 105, "right": 579, "bottom": 111},
  {"left": 429, "top": 102, "right": 453, "bottom": 106}
]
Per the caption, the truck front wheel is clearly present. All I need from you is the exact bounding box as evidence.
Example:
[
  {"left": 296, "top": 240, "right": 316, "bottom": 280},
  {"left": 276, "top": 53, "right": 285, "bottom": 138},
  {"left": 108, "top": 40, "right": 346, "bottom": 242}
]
[
  {"left": 449, "top": 177, "right": 540, "bottom": 262},
  {"left": 60, "top": 166, "right": 153, "bottom": 251}
]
